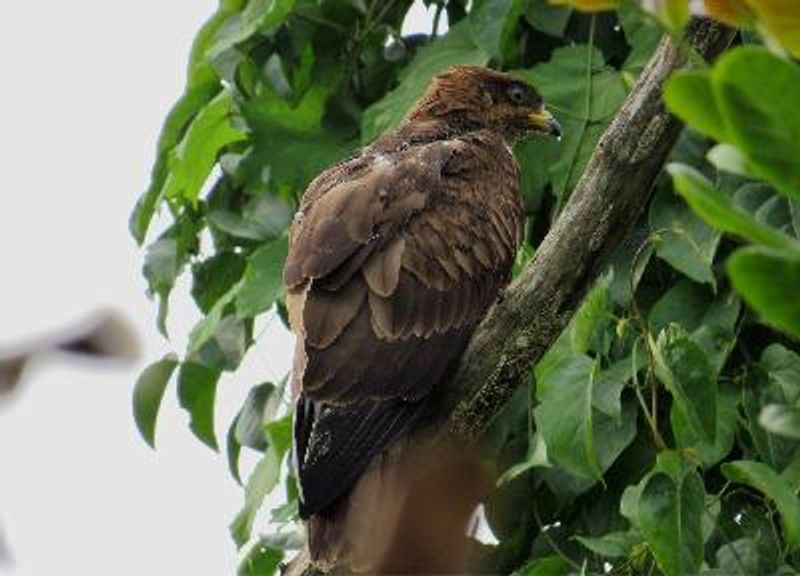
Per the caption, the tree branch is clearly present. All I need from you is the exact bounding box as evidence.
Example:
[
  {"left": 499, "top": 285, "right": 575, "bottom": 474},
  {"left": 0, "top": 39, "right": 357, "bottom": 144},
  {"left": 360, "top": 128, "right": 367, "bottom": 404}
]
[{"left": 444, "top": 19, "right": 735, "bottom": 440}]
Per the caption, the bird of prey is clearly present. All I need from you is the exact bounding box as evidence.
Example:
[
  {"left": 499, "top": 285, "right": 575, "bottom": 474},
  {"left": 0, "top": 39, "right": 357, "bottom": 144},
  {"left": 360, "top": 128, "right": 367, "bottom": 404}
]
[{"left": 283, "top": 65, "right": 561, "bottom": 569}]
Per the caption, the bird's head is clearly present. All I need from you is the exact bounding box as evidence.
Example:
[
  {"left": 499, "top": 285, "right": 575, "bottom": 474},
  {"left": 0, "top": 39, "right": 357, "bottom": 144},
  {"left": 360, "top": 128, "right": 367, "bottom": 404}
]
[{"left": 405, "top": 65, "right": 561, "bottom": 144}]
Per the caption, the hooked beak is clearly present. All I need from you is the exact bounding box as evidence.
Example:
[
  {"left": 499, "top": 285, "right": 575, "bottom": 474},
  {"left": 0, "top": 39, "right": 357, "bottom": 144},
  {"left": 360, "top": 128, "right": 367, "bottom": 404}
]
[{"left": 529, "top": 107, "right": 562, "bottom": 138}]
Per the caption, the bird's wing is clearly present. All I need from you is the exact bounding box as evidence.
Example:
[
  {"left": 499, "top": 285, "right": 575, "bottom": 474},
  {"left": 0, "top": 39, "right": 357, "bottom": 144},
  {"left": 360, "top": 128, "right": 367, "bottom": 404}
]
[{"left": 284, "top": 133, "right": 521, "bottom": 516}]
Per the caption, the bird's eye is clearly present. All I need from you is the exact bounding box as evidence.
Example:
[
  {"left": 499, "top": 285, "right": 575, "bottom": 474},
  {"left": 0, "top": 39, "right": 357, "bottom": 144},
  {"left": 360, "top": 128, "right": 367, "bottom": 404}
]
[{"left": 507, "top": 84, "right": 526, "bottom": 104}]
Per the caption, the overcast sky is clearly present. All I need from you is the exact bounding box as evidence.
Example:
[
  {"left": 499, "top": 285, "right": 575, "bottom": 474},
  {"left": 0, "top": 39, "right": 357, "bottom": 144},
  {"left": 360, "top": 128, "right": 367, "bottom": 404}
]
[{"left": 0, "top": 1, "right": 439, "bottom": 574}]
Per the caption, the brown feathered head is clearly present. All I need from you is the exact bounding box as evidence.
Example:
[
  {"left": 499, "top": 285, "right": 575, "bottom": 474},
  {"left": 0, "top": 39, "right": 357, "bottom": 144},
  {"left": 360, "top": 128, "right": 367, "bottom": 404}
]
[{"left": 405, "top": 65, "right": 561, "bottom": 143}]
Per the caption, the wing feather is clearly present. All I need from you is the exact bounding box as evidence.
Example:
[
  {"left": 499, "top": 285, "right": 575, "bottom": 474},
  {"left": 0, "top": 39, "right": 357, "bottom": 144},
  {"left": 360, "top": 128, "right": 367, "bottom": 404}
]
[{"left": 286, "top": 132, "right": 522, "bottom": 516}]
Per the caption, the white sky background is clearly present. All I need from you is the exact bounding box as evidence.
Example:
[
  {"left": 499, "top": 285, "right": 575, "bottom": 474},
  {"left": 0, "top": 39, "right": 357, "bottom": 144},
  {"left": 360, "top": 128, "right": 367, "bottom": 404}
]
[{"left": 0, "top": 1, "right": 443, "bottom": 574}]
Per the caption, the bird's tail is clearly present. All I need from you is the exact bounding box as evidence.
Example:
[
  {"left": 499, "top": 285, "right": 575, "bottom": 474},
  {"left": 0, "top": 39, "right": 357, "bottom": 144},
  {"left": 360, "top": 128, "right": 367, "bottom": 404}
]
[{"left": 305, "top": 439, "right": 492, "bottom": 573}]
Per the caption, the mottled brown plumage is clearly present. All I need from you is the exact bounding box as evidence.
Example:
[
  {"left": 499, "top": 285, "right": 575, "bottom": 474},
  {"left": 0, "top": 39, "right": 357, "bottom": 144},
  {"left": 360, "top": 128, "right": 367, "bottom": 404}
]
[{"left": 283, "top": 65, "right": 560, "bottom": 570}]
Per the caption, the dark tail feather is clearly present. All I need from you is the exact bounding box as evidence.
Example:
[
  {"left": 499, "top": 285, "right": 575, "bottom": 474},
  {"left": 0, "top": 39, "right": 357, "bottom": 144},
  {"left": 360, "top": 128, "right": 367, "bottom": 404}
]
[{"left": 294, "top": 393, "right": 427, "bottom": 567}]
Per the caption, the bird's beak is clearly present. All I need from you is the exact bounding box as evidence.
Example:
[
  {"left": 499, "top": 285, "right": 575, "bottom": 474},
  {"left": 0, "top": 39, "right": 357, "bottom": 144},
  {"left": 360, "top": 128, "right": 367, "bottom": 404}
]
[{"left": 529, "top": 107, "right": 562, "bottom": 138}]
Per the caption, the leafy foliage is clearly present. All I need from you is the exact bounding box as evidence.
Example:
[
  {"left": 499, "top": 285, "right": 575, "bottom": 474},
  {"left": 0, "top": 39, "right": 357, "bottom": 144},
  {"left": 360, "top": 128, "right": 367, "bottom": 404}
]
[{"left": 132, "top": 1, "right": 800, "bottom": 574}]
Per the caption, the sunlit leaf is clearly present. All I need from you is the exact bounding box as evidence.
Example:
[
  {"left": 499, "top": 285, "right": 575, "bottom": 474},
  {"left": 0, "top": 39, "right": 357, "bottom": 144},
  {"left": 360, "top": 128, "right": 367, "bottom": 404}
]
[
  {"left": 742, "top": 0, "right": 800, "bottom": 58},
  {"left": 727, "top": 247, "right": 800, "bottom": 338},
  {"left": 162, "top": 92, "right": 247, "bottom": 205},
  {"left": 713, "top": 47, "right": 800, "bottom": 199},
  {"left": 664, "top": 70, "right": 728, "bottom": 143},
  {"left": 130, "top": 0, "right": 244, "bottom": 243},
  {"left": 668, "top": 164, "right": 800, "bottom": 253},
  {"left": 704, "top": 0, "right": 754, "bottom": 26}
]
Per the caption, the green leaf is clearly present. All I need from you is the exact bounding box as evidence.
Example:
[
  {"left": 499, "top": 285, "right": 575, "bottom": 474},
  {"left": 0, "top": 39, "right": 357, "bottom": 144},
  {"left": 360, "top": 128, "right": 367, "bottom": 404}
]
[
  {"left": 236, "top": 235, "right": 289, "bottom": 318},
  {"left": 191, "top": 315, "right": 247, "bottom": 371},
  {"left": 235, "top": 381, "right": 284, "bottom": 450},
  {"left": 534, "top": 355, "right": 599, "bottom": 480},
  {"left": 619, "top": 3, "right": 663, "bottom": 74},
  {"left": 575, "top": 530, "right": 642, "bottom": 558},
  {"left": 143, "top": 238, "right": 183, "bottom": 336},
  {"left": 162, "top": 91, "right": 247, "bottom": 205},
  {"left": 470, "top": 0, "right": 525, "bottom": 64},
  {"left": 707, "top": 143, "right": 754, "bottom": 178},
  {"left": 668, "top": 164, "right": 800, "bottom": 253},
  {"left": 638, "top": 470, "right": 705, "bottom": 576},
  {"left": 570, "top": 275, "right": 611, "bottom": 355},
  {"left": 230, "top": 413, "right": 293, "bottom": 548},
  {"left": 523, "top": 0, "right": 571, "bottom": 38},
  {"left": 713, "top": 47, "right": 800, "bottom": 200},
  {"left": 143, "top": 215, "right": 202, "bottom": 336},
  {"left": 191, "top": 252, "right": 247, "bottom": 314},
  {"left": 743, "top": 387, "right": 799, "bottom": 473},
  {"left": 132, "top": 354, "right": 179, "bottom": 449},
  {"left": 188, "top": 281, "right": 241, "bottom": 356},
  {"left": 593, "top": 356, "right": 639, "bottom": 418},
  {"left": 227, "top": 414, "right": 243, "bottom": 485},
  {"left": 208, "top": 194, "right": 292, "bottom": 242},
  {"left": 713, "top": 538, "right": 764, "bottom": 575},
  {"left": 534, "top": 355, "right": 636, "bottom": 481},
  {"left": 177, "top": 361, "right": 221, "bottom": 450},
  {"left": 690, "top": 291, "right": 740, "bottom": 373},
  {"left": 663, "top": 70, "right": 728, "bottom": 143},
  {"left": 648, "top": 279, "right": 712, "bottom": 336},
  {"left": 240, "top": 86, "right": 355, "bottom": 195},
  {"left": 760, "top": 344, "right": 800, "bottom": 404},
  {"left": 727, "top": 247, "right": 800, "bottom": 338},
  {"left": 361, "top": 22, "right": 490, "bottom": 143},
  {"left": 649, "top": 179, "right": 721, "bottom": 286},
  {"left": 672, "top": 385, "right": 739, "bottom": 467},
  {"left": 130, "top": 0, "right": 244, "bottom": 243},
  {"left": 652, "top": 324, "right": 717, "bottom": 441},
  {"left": 759, "top": 404, "right": 800, "bottom": 440},
  {"left": 518, "top": 45, "right": 627, "bottom": 202},
  {"left": 208, "top": 0, "right": 296, "bottom": 60},
  {"left": 514, "top": 555, "right": 571, "bottom": 576},
  {"left": 734, "top": 183, "right": 798, "bottom": 238},
  {"left": 722, "top": 460, "right": 800, "bottom": 550},
  {"left": 237, "top": 541, "right": 283, "bottom": 576}
]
